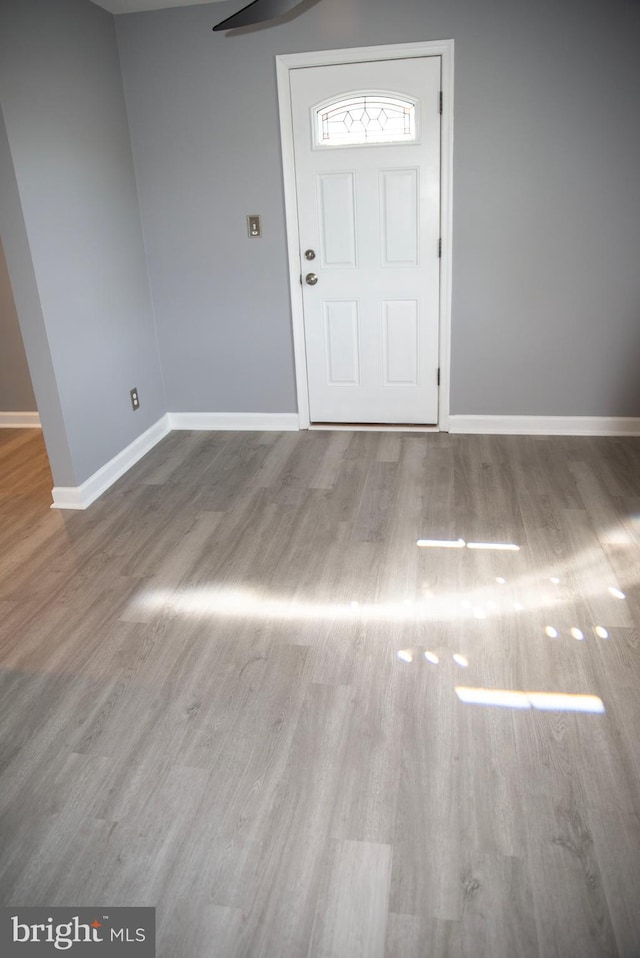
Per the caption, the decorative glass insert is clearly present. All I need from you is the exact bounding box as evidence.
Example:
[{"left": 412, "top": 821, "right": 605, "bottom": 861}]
[{"left": 316, "top": 94, "right": 417, "bottom": 147}]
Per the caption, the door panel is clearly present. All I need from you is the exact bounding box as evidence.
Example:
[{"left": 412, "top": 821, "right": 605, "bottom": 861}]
[
  {"left": 291, "top": 56, "right": 441, "bottom": 424},
  {"left": 380, "top": 169, "right": 419, "bottom": 266},
  {"left": 382, "top": 300, "right": 419, "bottom": 385},
  {"left": 324, "top": 301, "right": 360, "bottom": 384},
  {"left": 317, "top": 173, "right": 357, "bottom": 267}
]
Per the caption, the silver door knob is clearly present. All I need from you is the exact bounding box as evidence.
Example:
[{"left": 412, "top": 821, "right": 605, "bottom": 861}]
[
  {"left": 305, "top": 273, "right": 318, "bottom": 286},
  {"left": 304, "top": 249, "right": 316, "bottom": 260}
]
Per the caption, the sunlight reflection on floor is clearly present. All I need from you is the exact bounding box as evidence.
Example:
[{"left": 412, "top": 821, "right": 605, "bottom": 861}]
[
  {"left": 455, "top": 686, "right": 605, "bottom": 714},
  {"left": 125, "top": 529, "right": 635, "bottom": 714}
]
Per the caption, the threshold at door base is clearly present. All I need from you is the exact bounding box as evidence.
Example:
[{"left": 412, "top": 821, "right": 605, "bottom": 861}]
[{"left": 309, "top": 422, "right": 439, "bottom": 433}]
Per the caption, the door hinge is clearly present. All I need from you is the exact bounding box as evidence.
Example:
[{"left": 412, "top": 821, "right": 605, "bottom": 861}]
[
  {"left": 439, "top": 91, "right": 443, "bottom": 115},
  {"left": 438, "top": 238, "right": 442, "bottom": 258},
  {"left": 437, "top": 367, "right": 441, "bottom": 386}
]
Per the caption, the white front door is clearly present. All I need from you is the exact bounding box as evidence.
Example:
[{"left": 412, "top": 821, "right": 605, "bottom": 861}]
[{"left": 290, "top": 56, "right": 442, "bottom": 424}]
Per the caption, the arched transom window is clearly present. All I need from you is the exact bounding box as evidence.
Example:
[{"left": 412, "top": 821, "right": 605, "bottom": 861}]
[{"left": 315, "top": 93, "right": 417, "bottom": 147}]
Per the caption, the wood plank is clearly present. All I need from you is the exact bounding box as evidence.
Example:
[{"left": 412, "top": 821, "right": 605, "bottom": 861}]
[{"left": 309, "top": 840, "right": 391, "bottom": 958}]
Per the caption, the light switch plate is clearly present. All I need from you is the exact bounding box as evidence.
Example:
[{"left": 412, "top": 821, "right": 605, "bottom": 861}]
[{"left": 247, "top": 214, "right": 261, "bottom": 238}]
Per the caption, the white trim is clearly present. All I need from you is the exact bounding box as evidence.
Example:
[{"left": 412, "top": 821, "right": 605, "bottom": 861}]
[
  {"left": 277, "top": 40, "right": 456, "bottom": 70},
  {"left": 275, "top": 40, "right": 454, "bottom": 432},
  {"left": 51, "top": 414, "right": 171, "bottom": 510},
  {"left": 168, "top": 412, "right": 300, "bottom": 431},
  {"left": 49, "top": 412, "right": 299, "bottom": 510},
  {"left": 437, "top": 43, "right": 454, "bottom": 433},
  {"left": 45, "top": 409, "right": 640, "bottom": 511},
  {"left": 449, "top": 415, "right": 640, "bottom": 437},
  {"left": 0, "top": 411, "right": 41, "bottom": 428},
  {"left": 276, "top": 56, "right": 310, "bottom": 428}
]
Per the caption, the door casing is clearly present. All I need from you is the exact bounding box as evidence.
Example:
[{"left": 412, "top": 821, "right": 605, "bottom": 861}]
[{"left": 276, "top": 40, "right": 454, "bottom": 430}]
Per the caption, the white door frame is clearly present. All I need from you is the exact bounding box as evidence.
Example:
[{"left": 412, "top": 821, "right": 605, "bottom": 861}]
[{"left": 276, "top": 40, "right": 454, "bottom": 431}]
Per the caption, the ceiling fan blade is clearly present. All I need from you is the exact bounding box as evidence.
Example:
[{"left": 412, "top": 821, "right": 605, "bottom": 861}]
[{"left": 212, "top": 0, "right": 306, "bottom": 32}]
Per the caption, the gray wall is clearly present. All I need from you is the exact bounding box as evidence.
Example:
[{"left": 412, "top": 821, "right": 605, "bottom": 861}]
[
  {"left": 0, "top": 107, "right": 77, "bottom": 483},
  {"left": 117, "top": 0, "right": 640, "bottom": 417},
  {"left": 0, "top": 0, "right": 166, "bottom": 486},
  {"left": 0, "top": 236, "right": 37, "bottom": 412}
]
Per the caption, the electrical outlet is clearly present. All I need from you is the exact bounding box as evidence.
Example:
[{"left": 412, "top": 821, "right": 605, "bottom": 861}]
[{"left": 130, "top": 387, "right": 140, "bottom": 411}]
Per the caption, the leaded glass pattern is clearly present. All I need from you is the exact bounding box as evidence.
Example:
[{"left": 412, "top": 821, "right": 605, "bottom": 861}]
[{"left": 316, "top": 94, "right": 416, "bottom": 147}]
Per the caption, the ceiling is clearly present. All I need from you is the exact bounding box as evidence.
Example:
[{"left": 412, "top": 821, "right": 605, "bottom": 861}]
[{"left": 90, "top": 0, "right": 224, "bottom": 14}]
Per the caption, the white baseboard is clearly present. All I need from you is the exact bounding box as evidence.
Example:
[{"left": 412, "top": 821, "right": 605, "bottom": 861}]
[
  {"left": 49, "top": 412, "right": 300, "bottom": 510},
  {"left": 0, "top": 411, "right": 41, "bottom": 428},
  {"left": 49, "top": 410, "right": 637, "bottom": 511},
  {"left": 51, "top": 414, "right": 171, "bottom": 511},
  {"left": 168, "top": 412, "right": 299, "bottom": 431},
  {"left": 449, "top": 415, "right": 640, "bottom": 436}
]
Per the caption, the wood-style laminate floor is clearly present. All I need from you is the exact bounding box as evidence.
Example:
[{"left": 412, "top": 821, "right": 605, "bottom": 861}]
[{"left": 1, "top": 426, "right": 640, "bottom": 957}]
